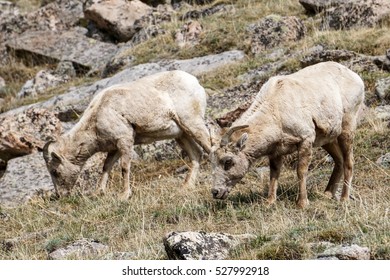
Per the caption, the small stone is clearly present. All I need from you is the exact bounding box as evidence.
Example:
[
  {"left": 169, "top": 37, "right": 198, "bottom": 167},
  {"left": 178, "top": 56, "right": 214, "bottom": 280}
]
[
  {"left": 375, "top": 77, "right": 390, "bottom": 103},
  {"left": 376, "top": 153, "right": 390, "bottom": 168},
  {"left": 175, "top": 21, "right": 203, "bottom": 48},
  {"left": 317, "top": 244, "right": 370, "bottom": 260},
  {"left": 48, "top": 238, "right": 109, "bottom": 260},
  {"left": 374, "top": 105, "right": 390, "bottom": 121}
]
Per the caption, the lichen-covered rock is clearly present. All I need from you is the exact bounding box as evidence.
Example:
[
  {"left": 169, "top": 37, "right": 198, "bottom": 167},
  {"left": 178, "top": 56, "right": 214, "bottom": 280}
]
[
  {"left": 48, "top": 238, "right": 109, "bottom": 260},
  {"left": 375, "top": 77, "right": 390, "bottom": 104},
  {"left": 317, "top": 244, "right": 370, "bottom": 260},
  {"left": 130, "top": 24, "right": 166, "bottom": 46},
  {"left": 300, "top": 48, "right": 360, "bottom": 67},
  {"left": 321, "top": 0, "right": 390, "bottom": 30},
  {"left": 5, "top": 28, "right": 118, "bottom": 74},
  {"left": 0, "top": 0, "right": 83, "bottom": 40},
  {"left": 216, "top": 103, "right": 251, "bottom": 128},
  {"left": 84, "top": 0, "right": 153, "bottom": 42},
  {"left": 134, "top": 140, "right": 179, "bottom": 161},
  {"left": 207, "top": 81, "right": 259, "bottom": 120},
  {"left": 373, "top": 55, "right": 390, "bottom": 72},
  {"left": 248, "top": 15, "right": 306, "bottom": 54},
  {"left": 180, "top": 3, "right": 233, "bottom": 20},
  {"left": 131, "top": 3, "right": 173, "bottom": 43},
  {"left": 17, "top": 70, "right": 70, "bottom": 99},
  {"left": 175, "top": 21, "right": 203, "bottom": 48},
  {"left": 374, "top": 105, "right": 390, "bottom": 121},
  {"left": 0, "top": 108, "right": 62, "bottom": 161},
  {"left": 299, "top": 0, "right": 352, "bottom": 14},
  {"left": 300, "top": 46, "right": 381, "bottom": 73},
  {"left": 0, "top": 0, "right": 19, "bottom": 22},
  {"left": 163, "top": 231, "right": 256, "bottom": 260},
  {"left": 55, "top": 61, "right": 77, "bottom": 78},
  {"left": 0, "top": 152, "right": 54, "bottom": 206}
]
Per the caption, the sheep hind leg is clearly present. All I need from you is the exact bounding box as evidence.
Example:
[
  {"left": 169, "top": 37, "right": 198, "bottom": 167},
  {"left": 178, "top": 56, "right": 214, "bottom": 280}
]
[
  {"left": 338, "top": 132, "right": 355, "bottom": 202},
  {"left": 97, "top": 151, "right": 121, "bottom": 195},
  {"left": 322, "top": 142, "right": 344, "bottom": 199},
  {"left": 266, "top": 155, "right": 283, "bottom": 206},
  {"left": 296, "top": 140, "right": 313, "bottom": 208},
  {"left": 117, "top": 137, "right": 134, "bottom": 200},
  {"left": 176, "top": 134, "right": 202, "bottom": 188}
]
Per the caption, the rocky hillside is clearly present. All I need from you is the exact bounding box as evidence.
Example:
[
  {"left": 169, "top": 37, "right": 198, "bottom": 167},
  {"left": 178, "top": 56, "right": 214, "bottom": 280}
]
[{"left": 0, "top": 0, "right": 389, "bottom": 260}]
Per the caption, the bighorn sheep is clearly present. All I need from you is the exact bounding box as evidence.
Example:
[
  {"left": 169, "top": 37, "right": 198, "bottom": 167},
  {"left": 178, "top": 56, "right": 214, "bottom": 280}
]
[
  {"left": 210, "top": 61, "right": 364, "bottom": 208},
  {"left": 43, "top": 70, "right": 212, "bottom": 199}
]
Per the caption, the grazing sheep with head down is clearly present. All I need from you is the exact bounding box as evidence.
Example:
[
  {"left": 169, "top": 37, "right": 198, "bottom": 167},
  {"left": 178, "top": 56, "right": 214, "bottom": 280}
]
[
  {"left": 210, "top": 61, "right": 365, "bottom": 208},
  {"left": 43, "top": 70, "right": 212, "bottom": 199}
]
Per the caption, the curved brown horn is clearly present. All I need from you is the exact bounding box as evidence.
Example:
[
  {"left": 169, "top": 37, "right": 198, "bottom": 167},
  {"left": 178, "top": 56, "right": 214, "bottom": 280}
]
[
  {"left": 42, "top": 141, "right": 55, "bottom": 161},
  {"left": 221, "top": 125, "right": 249, "bottom": 146}
]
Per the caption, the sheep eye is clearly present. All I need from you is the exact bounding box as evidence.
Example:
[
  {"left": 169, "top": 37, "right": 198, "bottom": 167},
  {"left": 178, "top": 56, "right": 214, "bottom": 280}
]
[{"left": 222, "top": 158, "right": 234, "bottom": 171}]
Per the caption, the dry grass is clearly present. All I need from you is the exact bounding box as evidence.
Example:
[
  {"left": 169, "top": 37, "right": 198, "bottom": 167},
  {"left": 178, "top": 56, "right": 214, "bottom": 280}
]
[
  {"left": 0, "top": 60, "right": 44, "bottom": 112},
  {"left": 309, "top": 26, "right": 390, "bottom": 56},
  {"left": 0, "top": 118, "right": 389, "bottom": 260},
  {"left": 127, "top": 0, "right": 304, "bottom": 65}
]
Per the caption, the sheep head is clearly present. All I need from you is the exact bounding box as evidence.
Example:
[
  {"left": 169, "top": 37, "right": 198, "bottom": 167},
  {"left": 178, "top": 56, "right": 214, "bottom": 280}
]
[
  {"left": 210, "top": 125, "right": 250, "bottom": 199},
  {"left": 43, "top": 141, "right": 81, "bottom": 197}
]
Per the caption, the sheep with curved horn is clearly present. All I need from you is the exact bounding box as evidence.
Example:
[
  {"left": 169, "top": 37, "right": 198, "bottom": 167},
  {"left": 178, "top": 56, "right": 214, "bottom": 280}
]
[
  {"left": 43, "top": 70, "right": 212, "bottom": 199},
  {"left": 210, "top": 62, "right": 365, "bottom": 208}
]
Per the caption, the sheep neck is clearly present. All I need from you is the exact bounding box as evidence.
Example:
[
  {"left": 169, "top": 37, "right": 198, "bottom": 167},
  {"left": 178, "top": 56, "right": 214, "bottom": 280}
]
[{"left": 61, "top": 129, "right": 98, "bottom": 166}]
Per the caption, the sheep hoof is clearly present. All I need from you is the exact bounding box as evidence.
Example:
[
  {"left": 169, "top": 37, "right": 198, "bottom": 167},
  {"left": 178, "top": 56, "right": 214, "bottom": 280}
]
[
  {"left": 265, "top": 197, "right": 276, "bottom": 207},
  {"left": 120, "top": 190, "right": 132, "bottom": 200},
  {"left": 296, "top": 199, "right": 309, "bottom": 209},
  {"left": 94, "top": 189, "right": 106, "bottom": 197},
  {"left": 324, "top": 191, "right": 333, "bottom": 198},
  {"left": 182, "top": 177, "right": 196, "bottom": 188}
]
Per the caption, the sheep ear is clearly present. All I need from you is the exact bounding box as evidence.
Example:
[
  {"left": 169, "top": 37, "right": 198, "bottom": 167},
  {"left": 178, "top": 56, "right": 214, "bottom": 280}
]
[
  {"left": 236, "top": 133, "right": 248, "bottom": 151},
  {"left": 51, "top": 152, "right": 63, "bottom": 163}
]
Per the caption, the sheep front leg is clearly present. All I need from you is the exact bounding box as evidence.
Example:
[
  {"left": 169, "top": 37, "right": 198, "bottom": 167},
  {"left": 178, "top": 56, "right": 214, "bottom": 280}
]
[
  {"left": 176, "top": 135, "right": 202, "bottom": 188},
  {"left": 267, "top": 155, "right": 283, "bottom": 205},
  {"left": 98, "top": 151, "right": 120, "bottom": 195},
  {"left": 296, "top": 141, "right": 312, "bottom": 208},
  {"left": 117, "top": 138, "right": 134, "bottom": 200}
]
